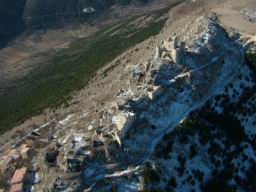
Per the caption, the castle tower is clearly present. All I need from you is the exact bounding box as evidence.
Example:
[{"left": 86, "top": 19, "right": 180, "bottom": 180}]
[
  {"left": 154, "top": 46, "right": 160, "bottom": 59},
  {"left": 172, "top": 41, "right": 185, "bottom": 65}
]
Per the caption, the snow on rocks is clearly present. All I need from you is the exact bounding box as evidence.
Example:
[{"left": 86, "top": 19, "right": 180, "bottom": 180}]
[
  {"left": 120, "top": 16, "right": 243, "bottom": 165},
  {"left": 52, "top": 16, "right": 250, "bottom": 191},
  {"left": 144, "top": 65, "right": 256, "bottom": 191}
]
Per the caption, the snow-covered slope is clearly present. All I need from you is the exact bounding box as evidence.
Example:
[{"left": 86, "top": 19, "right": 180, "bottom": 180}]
[
  {"left": 49, "top": 16, "right": 255, "bottom": 192},
  {"left": 58, "top": 16, "right": 247, "bottom": 192},
  {"left": 120, "top": 16, "right": 243, "bottom": 164},
  {"left": 142, "top": 64, "right": 256, "bottom": 192}
]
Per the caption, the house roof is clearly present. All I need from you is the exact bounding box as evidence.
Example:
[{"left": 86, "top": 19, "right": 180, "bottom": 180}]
[
  {"left": 20, "top": 144, "right": 28, "bottom": 149},
  {"left": 2, "top": 149, "right": 17, "bottom": 161},
  {"left": 20, "top": 147, "right": 30, "bottom": 153},
  {"left": 0, "top": 149, "right": 18, "bottom": 174},
  {"left": 10, "top": 183, "right": 23, "bottom": 192},
  {"left": 10, "top": 167, "right": 27, "bottom": 185},
  {"left": 20, "top": 147, "right": 30, "bottom": 159}
]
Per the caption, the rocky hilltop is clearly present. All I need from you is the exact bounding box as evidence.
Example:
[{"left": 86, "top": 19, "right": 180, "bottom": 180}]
[
  {"left": 70, "top": 15, "right": 255, "bottom": 191},
  {"left": 0, "top": 0, "right": 256, "bottom": 191},
  {"left": 49, "top": 16, "right": 252, "bottom": 191},
  {"left": 66, "top": 16, "right": 246, "bottom": 191}
]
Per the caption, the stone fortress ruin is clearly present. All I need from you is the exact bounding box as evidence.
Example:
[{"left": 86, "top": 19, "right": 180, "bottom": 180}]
[
  {"left": 155, "top": 36, "right": 186, "bottom": 65},
  {"left": 0, "top": 14, "right": 251, "bottom": 192}
]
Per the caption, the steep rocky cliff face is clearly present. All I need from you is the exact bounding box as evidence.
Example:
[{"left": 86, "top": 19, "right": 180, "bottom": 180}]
[{"left": 49, "top": 16, "right": 246, "bottom": 191}]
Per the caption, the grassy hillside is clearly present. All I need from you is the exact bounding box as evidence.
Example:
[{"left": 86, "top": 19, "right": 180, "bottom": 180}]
[{"left": 0, "top": 8, "right": 169, "bottom": 134}]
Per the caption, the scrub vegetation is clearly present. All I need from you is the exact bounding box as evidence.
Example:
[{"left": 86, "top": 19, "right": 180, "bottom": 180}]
[{"left": 0, "top": 8, "right": 168, "bottom": 134}]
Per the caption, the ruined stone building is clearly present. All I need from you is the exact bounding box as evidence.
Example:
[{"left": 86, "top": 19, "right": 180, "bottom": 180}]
[{"left": 155, "top": 36, "right": 186, "bottom": 65}]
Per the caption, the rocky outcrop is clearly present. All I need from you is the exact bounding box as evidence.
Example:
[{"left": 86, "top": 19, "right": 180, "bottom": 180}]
[{"left": 49, "top": 16, "right": 245, "bottom": 191}]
